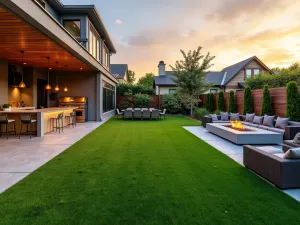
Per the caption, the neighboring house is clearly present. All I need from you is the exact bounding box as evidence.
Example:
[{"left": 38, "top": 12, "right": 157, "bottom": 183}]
[
  {"left": 0, "top": 0, "right": 118, "bottom": 121},
  {"left": 110, "top": 64, "right": 128, "bottom": 83},
  {"left": 153, "top": 56, "right": 273, "bottom": 95}
]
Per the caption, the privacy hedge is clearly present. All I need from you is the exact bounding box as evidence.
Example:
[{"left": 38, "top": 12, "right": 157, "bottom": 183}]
[
  {"left": 286, "top": 81, "right": 300, "bottom": 121},
  {"left": 218, "top": 91, "right": 225, "bottom": 112},
  {"left": 205, "top": 93, "right": 215, "bottom": 112},
  {"left": 228, "top": 91, "right": 237, "bottom": 113},
  {"left": 243, "top": 86, "right": 253, "bottom": 114},
  {"left": 117, "top": 83, "right": 155, "bottom": 95},
  {"left": 261, "top": 85, "right": 274, "bottom": 116},
  {"left": 246, "top": 70, "right": 300, "bottom": 90}
]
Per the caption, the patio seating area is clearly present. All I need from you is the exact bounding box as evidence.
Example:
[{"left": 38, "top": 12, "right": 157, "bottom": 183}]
[{"left": 118, "top": 108, "right": 166, "bottom": 120}]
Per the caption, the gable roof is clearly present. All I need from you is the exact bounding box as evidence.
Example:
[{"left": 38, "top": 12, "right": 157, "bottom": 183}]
[
  {"left": 154, "top": 71, "right": 176, "bottom": 86},
  {"left": 110, "top": 64, "right": 128, "bottom": 79},
  {"left": 205, "top": 72, "right": 225, "bottom": 86}
]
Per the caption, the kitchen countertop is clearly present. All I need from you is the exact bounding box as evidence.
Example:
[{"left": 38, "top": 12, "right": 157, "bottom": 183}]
[{"left": 0, "top": 107, "right": 78, "bottom": 114}]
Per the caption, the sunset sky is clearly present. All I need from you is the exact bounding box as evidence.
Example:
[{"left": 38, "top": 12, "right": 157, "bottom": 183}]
[{"left": 62, "top": 0, "right": 300, "bottom": 78}]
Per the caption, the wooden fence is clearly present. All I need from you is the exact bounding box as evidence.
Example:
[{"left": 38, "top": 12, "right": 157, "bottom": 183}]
[
  {"left": 200, "top": 87, "right": 293, "bottom": 117},
  {"left": 117, "top": 95, "right": 161, "bottom": 109}
]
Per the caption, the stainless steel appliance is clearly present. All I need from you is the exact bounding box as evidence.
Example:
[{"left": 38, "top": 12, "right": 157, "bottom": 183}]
[{"left": 58, "top": 97, "right": 88, "bottom": 123}]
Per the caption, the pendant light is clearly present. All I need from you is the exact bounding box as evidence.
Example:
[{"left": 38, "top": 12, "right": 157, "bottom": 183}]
[
  {"left": 54, "top": 62, "right": 60, "bottom": 92},
  {"left": 45, "top": 57, "right": 51, "bottom": 90},
  {"left": 19, "top": 50, "right": 26, "bottom": 88},
  {"left": 64, "top": 64, "right": 68, "bottom": 92}
]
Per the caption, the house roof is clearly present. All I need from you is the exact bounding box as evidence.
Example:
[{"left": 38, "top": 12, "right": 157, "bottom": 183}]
[
  {"left": 48, "top": 0, "right": 116, "bottom": 53},
  {"left": 205, "top": 72, "right": 224, "bottom": 86},
  {"left": 110, "top": 64, "right": 128, "bottom": 79},
  {"left": 154, "top": 71, "right": 176, "bottom": 86}
]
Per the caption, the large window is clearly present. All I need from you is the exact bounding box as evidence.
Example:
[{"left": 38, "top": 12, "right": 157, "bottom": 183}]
[
  {"left": 245, "top": 69, "right": 252, "bottom": 79},
  {"left": 103, "top": 45, "right": 109, "bottom": 68},
  {"left": 103, "top": 81, "right": 115, "bottom": 113},
  {"left": 63, "top": 20, "right": 81, "bottom": 38},
  {"left": 254, "top": 69, "right": 260, "bottom": 76},
  {"left": 210, "top": 89, "right": 218, "bottom": 93},
  {"left": 89, "top": 26, "right": 100, "bottom": 61},
  {"left": 169, "top": 89, "right": 177, "bottom": 94}
]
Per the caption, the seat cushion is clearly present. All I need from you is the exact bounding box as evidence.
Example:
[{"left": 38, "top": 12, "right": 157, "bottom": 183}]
[
  {"left": 283, "top": 148, "right": 300, "bottom": 159},
  {"left": 253, "top": 116, "right": 263, "bottom": 125},
  {"left": 247, "top": 123, "right": 258, "bottom": 128},
  {"left": 268, "top": 127, "right": 285, "bottom": 134},
  {"left": 263, "top": 115, "right": 275, "bottom": 127},
  {"left": 257, "top": 146, "right": 283, "bottom": 154},
  {"left": 275, "top": 117, "right": 289, "bottom": 129},
  {"left": 274, "top": 153, "right": 285, "bottom": 159},
  {"left": 284, "top": 140, "right": 300, "bottom": 148},
  {"left": 220, "top": 112, "right": 229, "bottom": 121},
  {"left": 213, "top": 121, "right": 229, "bottom": 123},
  {"left": 230, "top": 113, "right": 240, "bottom": 121},
  {"left": 245, "top": 113, "right": 255, "bottom": 122}
]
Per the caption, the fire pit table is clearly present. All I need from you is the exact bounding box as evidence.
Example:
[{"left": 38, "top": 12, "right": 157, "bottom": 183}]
[{"left": 206, "top": 123, "right": 283, "bottom": 145}]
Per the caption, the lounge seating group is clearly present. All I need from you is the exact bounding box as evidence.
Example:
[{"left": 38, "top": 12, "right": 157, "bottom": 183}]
[{"left": 117, "top": 108, "right": 166, "bottom": 120}]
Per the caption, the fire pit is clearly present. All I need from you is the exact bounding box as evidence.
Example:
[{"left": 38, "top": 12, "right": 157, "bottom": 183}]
[{"left": 223, "top": 120, "right": 254, "bottom": 132}]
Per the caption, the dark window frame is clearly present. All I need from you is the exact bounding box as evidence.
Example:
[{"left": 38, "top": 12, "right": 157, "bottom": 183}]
[
  {"left": 63, "top": 20, "right": 81, "bottom": 39},
  {"left": 36, "top": 0, "right": 46, "bottom": 8}
]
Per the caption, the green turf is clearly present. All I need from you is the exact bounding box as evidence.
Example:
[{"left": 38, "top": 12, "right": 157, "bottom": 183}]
[{"left": 0, "top": 117, "right": 300, "bottom": 225}]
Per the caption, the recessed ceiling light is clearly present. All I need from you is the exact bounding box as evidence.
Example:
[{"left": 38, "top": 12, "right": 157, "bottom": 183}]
[{"left": 23, "top": 62, "right": 27, "bottom": 65}]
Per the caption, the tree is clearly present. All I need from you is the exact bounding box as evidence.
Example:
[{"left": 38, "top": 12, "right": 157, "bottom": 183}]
[
  {"left": 171, "top": 46, "right": 215, "bottom": 116},
  {"left": 205, "top": 94, "right": 211, "bottom": 111},
  {"left": 208, "top": 93, "right": 215, "bottom": 112},
  {"left": 243, "top": 86, "right": 253, "bottom": 114},
  {"left": 286, "top": 81, "right": 300, "bottom": 121},
  {"left": 261, "top": 85, "right": 274, "bottom": 115},
  {"left": 218, "top": 91, "right": 225, "bottom": 111},
  {"left": 138, "top": 73, "right": 155, "bottom": 88},
  {"left": 127, "top": 70, "right": 136, "bottom": 84},
  {"left": 228, "top": 91, "right": 237, "bottom": 113}
]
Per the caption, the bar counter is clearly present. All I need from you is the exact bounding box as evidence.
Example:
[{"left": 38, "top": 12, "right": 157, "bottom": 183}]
[{"left": 1, "top": 107, "right": 77, "bottom": 137}]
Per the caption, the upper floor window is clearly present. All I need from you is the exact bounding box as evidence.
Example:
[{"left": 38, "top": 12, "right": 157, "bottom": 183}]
[
  {"left": 245, "top": 69, "right": 252, "bottom": 79},
  {"left": 254, "top": 69, "right": 260, "bottom": 76},
  {"left": 37, "top": 0, "right": 46, "bottom": 8},
  {"left": 210, "top": 89, "right": 218, "bottom": 94},
  {"left": 169, "top": 89, "right": 177, "bottom": 94},
  {"left": 89, "top": 26, "right": 100, "bottom": 61},
  {"left": 63, "top": 20, "right": 81, "bottom": 38},
  {"left": 103, "top": 45, "right": 109, "bottom": 68}
]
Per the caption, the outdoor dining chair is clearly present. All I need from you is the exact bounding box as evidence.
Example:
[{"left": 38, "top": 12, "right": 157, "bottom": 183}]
[
  {"left": 142, "top": 109, "right": 151, "bottom": 120},
  {"left": 116, "top": 108, "right": 124, "bottom": 118},
  {"left": 160, "top": 109, "right": 167, "bottom": 119},
  {"left": 134, "top": 109, "right": 142, "bottom": 120},
  {"left": 151, "top": 109, "right": 160, "bottom": 120},
  {"left": 124, "top": 109, "right": 133, "bottom": 120}
]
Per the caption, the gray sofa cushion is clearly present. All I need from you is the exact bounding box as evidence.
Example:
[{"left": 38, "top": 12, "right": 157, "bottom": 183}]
[
  {"left": 253, "top": 116, "right": 263, "bottom": 125},
  {"left": 245, "top": 113, "right": 255, "bottom": 122},
  {"left": 263, "top": 115, "right": 275, "bottom": 127},
  {"left": 268, "top": 127, "right": 285, "bottom": 134},
  {"left": 283, "top": 148, "right": 300, "bottom": 159},
  {"left": 230, "top": 113, "right": 240, "bottom": 121},
  {"left": 220, "top": 112, "right": 229, "bottom": 121},
  {"left": 275, "top": 117, "right": 289, "bottom": 129},
  {"left": 209, "top": 114, "right": 218, "bottom": 121},
  {"left": 213, "top": 121, "right": 228, "bottom": 123}
]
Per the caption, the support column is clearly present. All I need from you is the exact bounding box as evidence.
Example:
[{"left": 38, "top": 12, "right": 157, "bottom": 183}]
[{"left": 96, "top": 73, "right": 102, "bottom": 121}]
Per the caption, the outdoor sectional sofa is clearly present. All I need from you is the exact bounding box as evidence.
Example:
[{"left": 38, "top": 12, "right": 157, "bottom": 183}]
[
  {"left": 243, "top": 145, "right": 300, "bottom": 189},
  {"left": 202, "top": 114, "right": 300, "bottom": 140}
]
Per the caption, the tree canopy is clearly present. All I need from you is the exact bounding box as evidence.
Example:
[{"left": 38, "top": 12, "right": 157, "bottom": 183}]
[
  {"left": 138, "top": 73, "right": 155, "bottom": 88},
  {"left": 127, "top": 70, "right": 136, "bottom": 84}
]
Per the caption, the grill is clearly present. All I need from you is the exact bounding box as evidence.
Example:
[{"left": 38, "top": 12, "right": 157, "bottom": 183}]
[{"left": 58, "top": 97, "right": 88, "bottom": 123}]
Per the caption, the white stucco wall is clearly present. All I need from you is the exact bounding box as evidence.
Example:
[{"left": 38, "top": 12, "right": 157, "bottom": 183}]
[{"left": 156, "top": 86, "right": 177, "bottom": 95}]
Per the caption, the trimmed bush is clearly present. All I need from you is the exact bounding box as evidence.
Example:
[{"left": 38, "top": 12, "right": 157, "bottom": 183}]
[
  {"left": 218, "top": 91, "right": 225, "bottom": 112},
  {"left": 161, "top": 94, "right": 182, "bottom": 114},
  {"left": 243, "top": 86, "right": 253, "bottom": 114},
  {"left": 205, "top": 93, "right": 215, "bottom": 112},
  {"left": 117, "top": 90, "right": 135, "bottom": 109},
  {"left": 286, "top": 81, "right": 300, "bottom": 121},
  {"left": 194, "top": 108, "right": 209, "bottom": 120},
  {"left": 135, "top": 93, "right": 152, "bottom": 108},
  {"left": 117, "top": 83, "right": 155, "bottom": 95},
  {"left": 261, "top": 85, "right": 274, "bottom": 115},
  {"left": 228, "top": 91, "right": 237, "bottom": 113},
  {"left": 205, "top": 94, "right": 211, "bottom": 111}
]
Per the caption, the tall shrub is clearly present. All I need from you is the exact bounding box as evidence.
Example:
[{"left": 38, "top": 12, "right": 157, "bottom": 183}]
[
  {"left": 208, "top": 93, "right": 215, "bottom": 112},
  {"left": 261, "top": 85, "right": 274, "bottom": 115},
  {"left": 243, "top": 86, "right": 253, "bottom": 114},
  {"left": 205, "top": 94, "right": 211, "bottom": 111},
  {"left": 218, "top": 91, "right": 225, "bottom": 112},
  {"left": 228, "top": 91, "right": 237, "bottom": 113},
  {"left": 134, "top": 93, "right": 152, "bottom": 108},
  {"left": 161, "top": 94, "right": 182, "bottom": 114},
  {"left": 286, "top": 81, "right": 300, "bottom": 121}
]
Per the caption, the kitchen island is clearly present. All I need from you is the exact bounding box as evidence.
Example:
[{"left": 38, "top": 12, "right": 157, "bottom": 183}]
[{"left": 1, "top": 107, "right": 77, "bottom": 137}]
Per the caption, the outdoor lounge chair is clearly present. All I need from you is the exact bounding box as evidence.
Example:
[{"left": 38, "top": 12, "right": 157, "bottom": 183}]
[
  {"left": 142, "top": 109, "right": 151, "bottom": 120},
  {"left": 151, "top": 109, "right": 160, "bottom": 120},
  {"left": 160, "top": 109, "right": 167, "bottom": 119},
  {"left": 124, "top": 110, "right": 133, "bottom": 120},
  {"left": 134, "top": 109, "right": 142, "bottom": 119},
  {"left": 116, "top": 109, "right": 124, "bottom": 118}
]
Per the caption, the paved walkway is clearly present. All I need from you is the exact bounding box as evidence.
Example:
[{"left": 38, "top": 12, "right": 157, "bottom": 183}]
[
  {"left": 0, "top": 118, "right": 110, "bottom": 193},
  {"left": 183, "top": 126, "right": 300, "bottom": 202}
]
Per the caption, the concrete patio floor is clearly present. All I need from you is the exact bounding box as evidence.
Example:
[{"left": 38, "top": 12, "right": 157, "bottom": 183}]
[
  {"left": 0, "top": 118, "right": 110, "bottom": 193},
  {"left": 183, "top": 126, "right": 300, "bottom": 202}
]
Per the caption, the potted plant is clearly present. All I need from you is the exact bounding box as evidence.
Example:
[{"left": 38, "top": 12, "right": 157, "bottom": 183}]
[{"left": 2, "top": 104, "right": 11, "bottom": 112}]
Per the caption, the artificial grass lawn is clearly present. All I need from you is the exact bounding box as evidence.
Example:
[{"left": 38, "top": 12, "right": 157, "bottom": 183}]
[{"left": 0, "top": 117, "right": 300, "bottom": 225}]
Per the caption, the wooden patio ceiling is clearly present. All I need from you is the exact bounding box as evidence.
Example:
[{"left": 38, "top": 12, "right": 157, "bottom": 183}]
[{"left": 0, "top": 7, "right": 92, "bottom": 71}]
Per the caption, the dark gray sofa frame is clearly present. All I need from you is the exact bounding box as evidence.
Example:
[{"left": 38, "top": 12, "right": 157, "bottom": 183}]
[
  {"left": 202, "top": 115, "right": 300, "bottom": 140},
  {"left": 243, "top": 145, "right": 300, "bottom": 189}
]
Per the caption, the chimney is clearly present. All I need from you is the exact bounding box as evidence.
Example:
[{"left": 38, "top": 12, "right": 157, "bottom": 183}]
[{"left": 158, "top": 61, "right": 166, "bottom": 76}]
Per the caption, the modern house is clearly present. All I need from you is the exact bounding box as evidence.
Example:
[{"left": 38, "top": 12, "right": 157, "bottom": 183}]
[
  {"left": 110, "top": 64, "right": 129, "bottom": 83},
  {"left": 0, "top": 0, "right": 117, "bottom": 121},
  {"left": 154, "top": 56, "right": 273, "bottom": 95}
]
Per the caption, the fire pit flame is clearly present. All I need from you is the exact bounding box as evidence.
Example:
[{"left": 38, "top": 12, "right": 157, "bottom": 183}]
[{"left": 230, "top": 120, "right": 245, "bottom": 130}]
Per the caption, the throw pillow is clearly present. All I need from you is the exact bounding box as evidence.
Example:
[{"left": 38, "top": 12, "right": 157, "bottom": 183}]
[
  {"left": 220, "top": 112, "right": 229, "bottom": 121},
  {"left": 263, "top": 115, "right": 275, "bottom": 127},
  {"left": 253, "top": 116, "right": 263, "bottom": 125},
  {"left": 283, "top": 148, "right": 300, "bottom": 159},
  {"left": 230, "top": 113, "right": 240, "bottom": 121},
  {"left": 245, "top": 113, "right": 255, "bottom": 123},
  {"left": 293, "top": 133, "right": 300, "bottom": 144},
  {"left": 209, "top": 114, "right": 218, "bottom": 121},
  {"left": 275, "top": 117, "right": 289, "bottom": 129}
]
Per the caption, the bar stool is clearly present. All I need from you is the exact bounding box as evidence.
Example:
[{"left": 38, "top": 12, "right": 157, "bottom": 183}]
[
  {"left": 50, "top": 113, "right": 64, "bottom": 134},
  {"left": 0, "top": 114, "right": 16, "bottom": 139},
  {"left": 19, "top": 114, "right": 37, "bottom": 139},
  {"left": 65, "top": 111, "right": 76, "bottom": 128}
]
